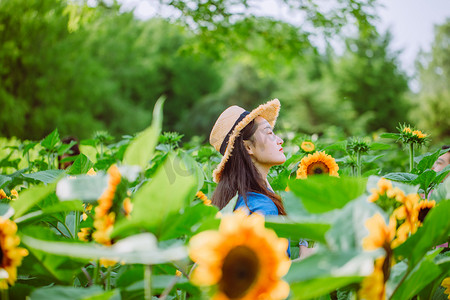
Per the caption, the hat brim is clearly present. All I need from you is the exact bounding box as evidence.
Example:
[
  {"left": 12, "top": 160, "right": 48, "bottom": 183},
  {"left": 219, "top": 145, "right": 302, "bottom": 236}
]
[{"left": 212, "top": 99, "right": 281, "bottom": 183}]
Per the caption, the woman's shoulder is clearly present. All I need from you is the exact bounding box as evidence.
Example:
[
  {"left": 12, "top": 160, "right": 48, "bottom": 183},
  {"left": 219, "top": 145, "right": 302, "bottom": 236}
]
[{"left": 236, "top": 192, "right": 278, "bottom": 215}]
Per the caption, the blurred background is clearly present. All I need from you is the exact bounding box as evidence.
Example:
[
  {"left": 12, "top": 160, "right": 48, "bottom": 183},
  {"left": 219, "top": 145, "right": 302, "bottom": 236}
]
[{"left": 1, "top": 0, "right": 449, "bottom": 145}]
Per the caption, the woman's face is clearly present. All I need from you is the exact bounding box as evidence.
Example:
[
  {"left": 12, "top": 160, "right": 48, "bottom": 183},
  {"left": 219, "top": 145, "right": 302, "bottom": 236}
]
[{"left": 244, "top": 116, "right": 286, "bottom": 168}]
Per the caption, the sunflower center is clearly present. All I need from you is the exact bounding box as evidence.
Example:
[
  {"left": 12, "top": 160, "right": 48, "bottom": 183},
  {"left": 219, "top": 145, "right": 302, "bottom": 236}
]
[
  {"left": 418, "top": 207, "right": 431, "bottom": 223},
  {"left": 307, "top": 162, "right": 330, "bottom": 175},
  {"left": 219, "top": 245, "right": 260, "bottom": 299}
]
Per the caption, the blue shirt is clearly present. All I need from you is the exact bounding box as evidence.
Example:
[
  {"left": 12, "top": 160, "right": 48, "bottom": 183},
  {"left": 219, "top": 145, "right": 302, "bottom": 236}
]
[{"left": 234, "top": 192, "right": 291, "bottom": 257}]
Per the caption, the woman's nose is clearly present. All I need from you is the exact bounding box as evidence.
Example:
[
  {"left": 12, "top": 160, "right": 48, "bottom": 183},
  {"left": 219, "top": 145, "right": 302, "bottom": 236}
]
[{"left": 277, "top": 135, "right": 283, "bottom": 145}]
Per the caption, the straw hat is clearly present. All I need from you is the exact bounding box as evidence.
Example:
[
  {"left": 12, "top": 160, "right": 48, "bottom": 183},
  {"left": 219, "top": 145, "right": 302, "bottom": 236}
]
[{"left": 209, "top": 99, "right": 281, "bottom": 183}]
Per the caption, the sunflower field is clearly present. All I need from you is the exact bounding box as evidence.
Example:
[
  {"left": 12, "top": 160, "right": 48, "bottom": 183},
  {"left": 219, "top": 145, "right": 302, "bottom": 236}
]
[{"left": 0, "top": 98, "right": 449, "bottom": 300}]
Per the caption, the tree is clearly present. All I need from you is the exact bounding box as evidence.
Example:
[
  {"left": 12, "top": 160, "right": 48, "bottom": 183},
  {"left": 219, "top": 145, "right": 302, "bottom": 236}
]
[
  {"left": 332, "top": 31, "right": 410, "bottom": 133},
  {"left": 414, "top": 19, "right": 450, "bottom": 142}
]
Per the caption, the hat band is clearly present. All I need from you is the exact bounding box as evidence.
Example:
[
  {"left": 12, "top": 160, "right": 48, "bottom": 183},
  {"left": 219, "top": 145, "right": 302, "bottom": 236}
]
[{"left": 219, "top": 111, "right": 250, "bottom": 155}]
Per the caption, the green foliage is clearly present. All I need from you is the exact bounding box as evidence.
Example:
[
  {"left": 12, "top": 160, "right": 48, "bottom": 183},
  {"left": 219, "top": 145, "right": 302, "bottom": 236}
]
[
  {"left": 413, "top": 19, "right": 450, "bottom": 142},
  {"left": 333, "top": 31, "right": 410, "bottom": 133}
]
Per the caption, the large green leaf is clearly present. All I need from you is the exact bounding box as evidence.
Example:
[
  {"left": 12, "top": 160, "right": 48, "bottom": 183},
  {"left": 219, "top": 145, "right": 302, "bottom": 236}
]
[
  {"left": 113, "top": 153, "right": 197, "bottom": 237},
  {"left": 389, "top": 250, "right": 442, "bottom": 300},
  {"left": 15, "top": 200, "right": 83, "bottom": 224},
  {"left": 0, "top": 174, "right": 11, "bottom": 188},
  {"left": 22, "top": 170, "right": 65, "bottom": 184},
  {"left": 40, "top": 128, "right": 60, "bottom": 150},
  {"left": 264, "top": 218, "right": 330, "bottom": 244},
  {"left": 19, "top": 226, "right": 88, "bottom": 284},
  {"left": 369, "top": 142, "right": 391, "bottom": 150},
  {"left": 30, "top": 286, "right": 107, "bottom": 300},
  {"left": 288, "top": 176, "right": 367, "bottom": 213},
  {"left": 394, "top": 200, "right": 450, "bottom": 267},
  {"left": 415, "top": 148, "right": 446, "bottom": 173},
  {"left": 412, "top": 169, "right": 437, "bottom": 192},
  {"left": 286, "top": 250, "right": 382, "bottom": 299},
  {"left": 379, "top": 133, "right": 399, "bottom": 139},
  {"left": 66, "top": 154, "right": 94, "bottom": 175},
  {"left": 178, "top": 150, "right": 204, "bottom": 193},
  {"left": 326, "top": 198, "right": 382, "bottom": 251},
  {"left": 122, "top": 96, "right": 165, "bottom": 169},
  {"left": 383, "top": 172, "right": 418, "bottom": 183},
  {"left": 56, "top": 173, "right": 108, "bottom": 202},
  {"left": 12, "top": 183, "right": 56, "bottom": 219},
  {"left": 22, "top": 233, "right": 186, "bottom": 265},
  {"left": 159, "top": 203, "right": 219, "bottom": 241}
]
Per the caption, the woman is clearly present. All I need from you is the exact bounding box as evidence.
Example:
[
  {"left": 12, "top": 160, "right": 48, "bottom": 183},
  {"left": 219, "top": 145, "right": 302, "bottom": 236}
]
[{"left": 209, "top": 99, "right": 286, "bottom": 216}]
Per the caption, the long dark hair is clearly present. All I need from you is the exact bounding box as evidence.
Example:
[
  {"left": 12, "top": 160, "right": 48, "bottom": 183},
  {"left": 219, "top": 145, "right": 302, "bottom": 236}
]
[{"left": 211, "top": 119, "right": 286, "bottom": 215}]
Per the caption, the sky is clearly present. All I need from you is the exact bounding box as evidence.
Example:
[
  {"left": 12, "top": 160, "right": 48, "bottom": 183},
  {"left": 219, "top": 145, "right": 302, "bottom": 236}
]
[{"left": 121, "top": 0, "right": 450, "bottom": 88}]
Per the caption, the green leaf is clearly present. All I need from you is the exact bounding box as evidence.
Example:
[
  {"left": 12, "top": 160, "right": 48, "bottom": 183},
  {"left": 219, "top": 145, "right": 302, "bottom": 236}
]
[
  {"left": 369, "top": 142, "right": 391, "bottom": 150},
  {"left": 366, "top": 175, "right": 419, "bottom": 195},
  {"left": 415, "top": 148, "right": 446, "bottom": 173},
  {"left": 0, "top": 174, "right": 11, "bottom": 188},
  {"left": 286, "top": 250, "right": 382, "bottom": 299},
  {"left": 123, "top": 96, "right": 165, "bottom": 169},
  {"left": 12, "top": 183, "right": 55, "bottom": 219},
  {"left": 390, "top": 250, "right": 442, "bottom": 300},
  {"left": 394, "top": 200, "right": 450, "bottom": 267},
  {"left": 264, "top": 217, "right": 330, "bottom": 244},
  {"left": 326, "top": 198, "right": 382, "bottom": 251},
  {"left": 383, "top": 172, "right": 418, "bottom": 183},
  {"left": 220, "top": 192, "right": 238, "bottom": 214},
  {"left": 22, "top": 170, "right": 65, "bottom": 184},
  {"left": 379, "top": 133, "right": 399, "bottom": 139},
  {"left": 159, "top": 203, "right": 219, "bottom": 241},
  {"left": 324, "top": 141, "right": 347, "bottom": 151},
  {"left": 66, "top": 154, "right": 94, "bottom": 175},
  {"left": 178, "top": 150, "right": 204, "bottom": 194},
  {"left": 56, "top": 173, "right": 108, "bottom": 202},
  {"left": 411, "top": 169, "right": 436, "bottom": 191},
  {"left": 20, "top": 226, "right": 88, "bottom": 283},
  {"left": 30, "top": 286, "right": 105, "bottom": 300},
  {"left": 113, "top": 153, "right": 197, "bottom": 237},
  {"left": 288, "top": 176, "right": 367, "bottom": 213},
  {"left": 22, "top": 142, "right": 38, "bottom": 156},
  {"left": 22, "top": 233, "right": 186, "bottom": 264},
  {"left": 41, "top": 128, "right": 60, "bottom": 150},
  {"left": 15, "top": 200, "right": 83, "bottom": 224},
  {"left": 435, "top": 165, "right": 450, "bottom": 185}
]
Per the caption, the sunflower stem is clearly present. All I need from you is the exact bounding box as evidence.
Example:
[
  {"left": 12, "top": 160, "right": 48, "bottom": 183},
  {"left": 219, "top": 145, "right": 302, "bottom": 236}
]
[
  {"left": 144, "top": 264, "right": 152, "bottom": 300},
  {"left": 75, "top": 211, "right": 80, "bottom": 240},
  {"left": 1, "top": 288, "right": 9, "bottom": 300},
  {"left": 409, "top": 143, "right": 414, "bottom": 172},
  {"left": 105, "top": 266, "right": 112, "bottom": 290},
  {"left": 94, "top": 260, "right": 100, "bottom": 285},
  {"left": 356, "top": 151, "right": 362, "bottom": 177}
]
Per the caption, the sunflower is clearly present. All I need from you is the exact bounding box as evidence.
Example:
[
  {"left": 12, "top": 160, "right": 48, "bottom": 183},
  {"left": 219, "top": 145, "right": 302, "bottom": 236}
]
[
  {"left": 362, "top": 213, "right": 396, "bottom": 251},
  {"left": 123, "top": 197, "right": 133, "bottom": 217},
  {"left": 0, "top": 190, "right": 7, "bottom": 200},
  {"left": 93, "top": 212, "right": 115, "bottom": 246},
  {"left": 392, "top": 194, "right": 420, "bottom": 247},
  {"left": 367, "top": 179, "right": 406, "bottom": 215},
  {"left": 442, "top": 277, "right": 450, "bottom": 299},
  {"left": 358, "top": 258, "right": 386, "bottom": 300},
  {"left": 196, "top": 191, "right": 212, "bottom": 206},
  {"left": 415, "top": 200, "right": 435, "bottom": 226},
  {"left": 189, "top": 211, "right": 291, "bottom": 300},
  {"left": 296, "top": 151, "right": 339, "bottom": 179},
  {"left": 78, "top": 227, "right": 92, "bottom": 242},
  {"left": 300, "top": 141, "right": 315, "bottom": 153},
  {"left": 412, "top": 130, "right": 427, "bottom": 139},
  {"left": 0, "top": 217, "right": 29, "bottom": 289},
  {"left": 95, "top": 164, "right": 121, "bottom": 218}
]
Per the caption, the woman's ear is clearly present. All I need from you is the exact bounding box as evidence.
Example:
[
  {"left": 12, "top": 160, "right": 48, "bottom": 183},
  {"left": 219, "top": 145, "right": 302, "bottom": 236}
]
[{"left": 243, "top": 140, "right": 254, "bottom": 155}]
